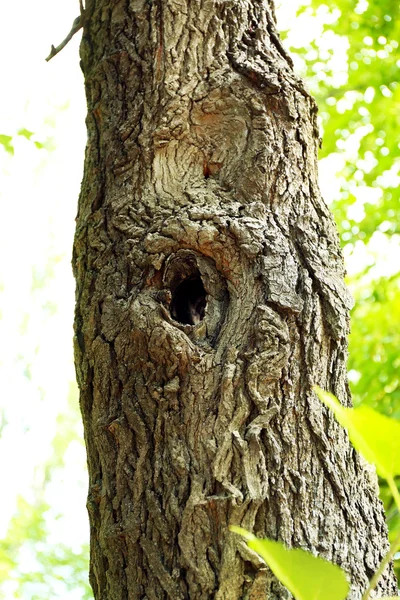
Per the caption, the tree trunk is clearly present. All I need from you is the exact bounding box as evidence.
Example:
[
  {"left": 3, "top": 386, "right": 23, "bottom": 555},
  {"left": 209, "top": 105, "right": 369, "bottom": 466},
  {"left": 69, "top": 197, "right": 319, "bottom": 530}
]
[{"left": 73, "top": 1, "right": 397, "bottom": 598}]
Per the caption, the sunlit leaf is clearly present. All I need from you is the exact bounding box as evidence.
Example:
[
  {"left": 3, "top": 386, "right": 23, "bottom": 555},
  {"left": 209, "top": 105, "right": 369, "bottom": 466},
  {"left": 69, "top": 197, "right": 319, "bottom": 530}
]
[
  {"left": 18, "top": 128, "right": 34, "bottom": 140},
  {"left": 231, "top": 526, "right": 349, "bottom": 600},
  {"left": 314, "top": 387, "right": 400, "bottom": 479},
  {"left": 0, "top": 134, "right": 14, "bottom": 155},
  {"left": 34, "top": 137, "right": 56, "bottom": 152}
]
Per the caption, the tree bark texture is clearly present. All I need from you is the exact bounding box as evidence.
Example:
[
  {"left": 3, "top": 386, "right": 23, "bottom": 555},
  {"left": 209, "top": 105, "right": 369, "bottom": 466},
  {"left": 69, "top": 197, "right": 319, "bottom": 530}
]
[{"left": 73, "top": 1, "right": 398, "bottom": 598}]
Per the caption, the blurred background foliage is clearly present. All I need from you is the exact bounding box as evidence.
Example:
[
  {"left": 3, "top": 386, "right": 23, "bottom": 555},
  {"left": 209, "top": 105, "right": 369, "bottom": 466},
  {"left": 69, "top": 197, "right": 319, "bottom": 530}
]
[
  {"left": 0, "top": 0, "right": 399, "bottom": 596},
  {"left": 280, "top": 0, "right": 400, "bottom": 578}
]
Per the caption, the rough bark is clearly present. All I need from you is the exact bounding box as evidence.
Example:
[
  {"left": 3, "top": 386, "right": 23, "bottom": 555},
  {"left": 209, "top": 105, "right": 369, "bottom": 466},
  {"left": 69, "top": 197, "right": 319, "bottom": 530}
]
[{"left": 73, "top": 1, "right": 398, "bottom": 598}]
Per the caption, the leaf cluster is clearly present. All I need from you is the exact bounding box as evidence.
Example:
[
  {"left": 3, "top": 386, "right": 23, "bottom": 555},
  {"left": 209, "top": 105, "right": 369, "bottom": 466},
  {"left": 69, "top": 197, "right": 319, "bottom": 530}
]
[{"left": 283, "top": 0, "right": 400, "bottom": 244}]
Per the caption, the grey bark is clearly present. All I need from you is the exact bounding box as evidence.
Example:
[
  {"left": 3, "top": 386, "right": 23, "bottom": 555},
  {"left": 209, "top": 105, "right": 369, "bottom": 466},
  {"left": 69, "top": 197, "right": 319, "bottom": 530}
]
[{"left": 73, "top": 1, "right": 398, "bottom": 598}]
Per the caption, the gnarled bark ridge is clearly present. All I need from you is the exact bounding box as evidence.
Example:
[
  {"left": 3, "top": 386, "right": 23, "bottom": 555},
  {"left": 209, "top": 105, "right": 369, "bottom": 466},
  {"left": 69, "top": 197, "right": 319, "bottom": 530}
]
[{"left": 74, "top": 1, "right": 397, "bottom": 598}]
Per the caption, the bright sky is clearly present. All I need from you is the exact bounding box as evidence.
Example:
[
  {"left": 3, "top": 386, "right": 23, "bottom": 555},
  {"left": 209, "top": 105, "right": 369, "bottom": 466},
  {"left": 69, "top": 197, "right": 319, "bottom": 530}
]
[{"left": 0, "top": 0, "right": 87, "bottom": 556}]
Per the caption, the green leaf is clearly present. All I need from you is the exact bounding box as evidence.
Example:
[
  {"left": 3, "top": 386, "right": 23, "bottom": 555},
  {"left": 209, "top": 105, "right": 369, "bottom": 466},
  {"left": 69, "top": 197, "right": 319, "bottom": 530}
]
[
  {"left": 17, "top": 128, "right": 34, "bottom": 140},
  {"left": 314, "top": 387, "right": 400, "bottom": 479},
  {"left": 230, "top": 526, "right": 349, "bottom": 600},
  {"left": 0, "top": 134, "right": 14, "bottom": 155}
]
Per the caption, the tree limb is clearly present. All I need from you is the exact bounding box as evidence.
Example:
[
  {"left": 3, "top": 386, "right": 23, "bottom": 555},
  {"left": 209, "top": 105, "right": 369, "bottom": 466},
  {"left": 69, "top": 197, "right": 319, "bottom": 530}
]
[{"left": 45, "top": 15, "right": 83, "bottom": 62}]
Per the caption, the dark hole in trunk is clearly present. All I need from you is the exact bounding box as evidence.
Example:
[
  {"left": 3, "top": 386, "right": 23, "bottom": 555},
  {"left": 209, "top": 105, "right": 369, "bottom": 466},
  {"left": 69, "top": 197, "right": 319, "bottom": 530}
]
[{"left": 170, "top": 275, "right": 207, "bottom": 325}]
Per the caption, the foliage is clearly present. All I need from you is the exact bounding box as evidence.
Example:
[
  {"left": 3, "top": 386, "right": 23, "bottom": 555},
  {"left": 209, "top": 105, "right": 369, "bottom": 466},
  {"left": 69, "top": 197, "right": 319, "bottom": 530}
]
[
  {"left": 280, "top": 0, "right": 400, "bottom": 413},
  {"left": 0, "top": 497, "right": 92, "bottom": 600},
  {"left": 314, "top": 388, "right": 400, "bottom": 482},
  {"left": 0, "top": 128, "right": 55, "bottom": 156},
  {"left": 0, "top": 134, "right": 14, "bottom": 155},
  {"left": 0, "top": 383, "right": 92, "bottom": 599},
  {"left": 283, "top": 0, "right": 400, "bottom": 245},
  {"left": 348, "top": 272, "right": 400, "bottom": 416},
  {"left": 231, "top": 526, "right": 349, "bottom": 600}
]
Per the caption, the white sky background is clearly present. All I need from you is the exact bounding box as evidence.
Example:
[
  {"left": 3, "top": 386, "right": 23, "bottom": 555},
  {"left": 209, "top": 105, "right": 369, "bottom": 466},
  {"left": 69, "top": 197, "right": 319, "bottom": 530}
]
[
  {"left": 0, "top": 0, "right": 399, "bottom": 596},
  {"left": 0, "top": 0, "right": 87, "bottom": 545}
]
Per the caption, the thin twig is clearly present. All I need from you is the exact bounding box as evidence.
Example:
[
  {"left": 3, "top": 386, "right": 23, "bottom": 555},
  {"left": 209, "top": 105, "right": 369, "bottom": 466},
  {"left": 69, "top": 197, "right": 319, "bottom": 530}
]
[
  {"left": 387, "top": 476, "right": 400, "bottom": 514},
  {"left": 361, "top": 478, "right": 400, "bottom": 600},
  {"left": 45, "top": 14, "right": 83, "bottom": 62}
]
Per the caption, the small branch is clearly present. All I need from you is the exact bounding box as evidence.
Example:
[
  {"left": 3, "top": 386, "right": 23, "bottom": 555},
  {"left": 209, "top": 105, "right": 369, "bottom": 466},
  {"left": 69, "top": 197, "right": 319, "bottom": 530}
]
[
  {"left": 387, "top": 476, "right": 400, "bottom": 513},
  {"left": 361, "top": 510, "right": 400, "bottom": 600},
  {"left": 45, "top": 14, "right": 83, "bottom": 62}
]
